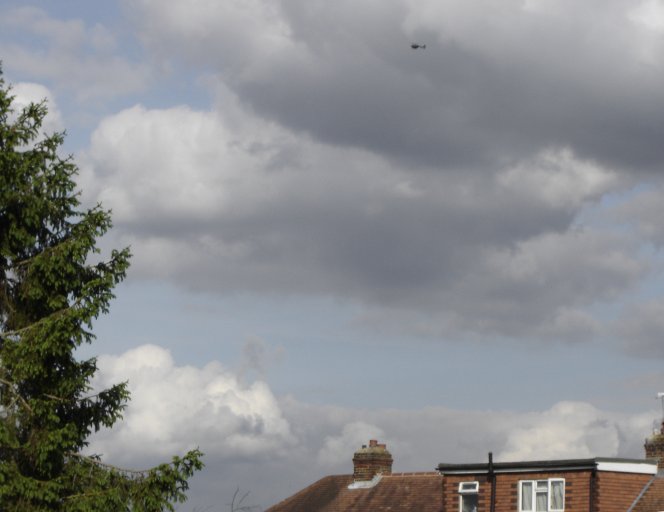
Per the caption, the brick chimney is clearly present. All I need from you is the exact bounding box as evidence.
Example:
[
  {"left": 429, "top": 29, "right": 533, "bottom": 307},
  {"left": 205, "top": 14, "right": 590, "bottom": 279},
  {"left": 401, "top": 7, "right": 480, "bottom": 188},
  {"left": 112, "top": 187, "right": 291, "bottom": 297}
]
[
  {"left": 352, "top": 440, "right": 393, "bottom": 481},
  {"left": 645, "top": 421, "right": 664, "bottom": 470}
]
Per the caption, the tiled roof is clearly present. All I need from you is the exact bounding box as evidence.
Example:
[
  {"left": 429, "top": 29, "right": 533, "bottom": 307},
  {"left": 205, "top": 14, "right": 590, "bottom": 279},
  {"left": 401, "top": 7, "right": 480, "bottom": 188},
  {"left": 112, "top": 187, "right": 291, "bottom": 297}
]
[
  {"left": 265, "top": 472, "right": 443, "bottom": 512},
  {"left": 631, "top": 475, "right": 664, "bottom": 512}
]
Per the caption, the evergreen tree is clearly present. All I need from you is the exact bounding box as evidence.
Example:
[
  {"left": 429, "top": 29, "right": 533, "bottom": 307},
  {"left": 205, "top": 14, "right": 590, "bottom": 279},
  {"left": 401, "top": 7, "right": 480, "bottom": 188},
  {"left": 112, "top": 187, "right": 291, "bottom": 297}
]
[{"left": 0, "top": 70, "right": 203, "bottom": 510}]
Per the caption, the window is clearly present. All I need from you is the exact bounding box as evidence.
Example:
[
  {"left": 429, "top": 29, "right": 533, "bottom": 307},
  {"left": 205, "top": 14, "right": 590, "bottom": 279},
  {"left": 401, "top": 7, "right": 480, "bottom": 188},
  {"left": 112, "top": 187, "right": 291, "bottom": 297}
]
[
  {"left": 459, "top": 481, "right": 479, "bottom": 512},
  {"left": 519, "top": 479, "right": 564, "bottom": 512}
]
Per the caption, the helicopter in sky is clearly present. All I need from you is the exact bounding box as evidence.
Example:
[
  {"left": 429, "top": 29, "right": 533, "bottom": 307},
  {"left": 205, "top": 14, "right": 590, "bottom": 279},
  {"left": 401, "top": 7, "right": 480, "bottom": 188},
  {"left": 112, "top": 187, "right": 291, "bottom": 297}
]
[{"left": 410, "top": 43, "right": 426, "bottom": 49}]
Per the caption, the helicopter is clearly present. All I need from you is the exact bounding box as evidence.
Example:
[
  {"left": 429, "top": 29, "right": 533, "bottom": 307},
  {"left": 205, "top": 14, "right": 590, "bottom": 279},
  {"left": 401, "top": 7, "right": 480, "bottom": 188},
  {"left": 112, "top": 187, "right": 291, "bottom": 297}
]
[{"left": 410, "top": 43, "right": 426, "bottom": 49}]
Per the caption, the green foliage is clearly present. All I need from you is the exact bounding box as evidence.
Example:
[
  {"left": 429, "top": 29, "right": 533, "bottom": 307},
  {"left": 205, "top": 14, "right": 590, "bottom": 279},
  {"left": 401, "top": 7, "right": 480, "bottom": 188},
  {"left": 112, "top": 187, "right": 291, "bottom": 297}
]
[{"left": 0, "top": 69, "right": 204, "bottom": 510}]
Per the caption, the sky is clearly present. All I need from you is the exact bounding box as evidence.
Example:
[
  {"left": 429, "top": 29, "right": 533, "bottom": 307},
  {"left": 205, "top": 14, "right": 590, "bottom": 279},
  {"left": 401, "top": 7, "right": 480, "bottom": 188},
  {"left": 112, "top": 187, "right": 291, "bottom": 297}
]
[{"left": 2, "top": 0, "right": 664, "bottom": 509}]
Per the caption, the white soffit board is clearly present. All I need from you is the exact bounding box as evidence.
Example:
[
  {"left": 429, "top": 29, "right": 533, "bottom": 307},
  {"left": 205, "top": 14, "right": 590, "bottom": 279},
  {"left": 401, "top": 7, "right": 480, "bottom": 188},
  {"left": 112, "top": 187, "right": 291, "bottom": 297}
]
[{"left": 596, "top": 462, "right": 658, "bottom": 474}]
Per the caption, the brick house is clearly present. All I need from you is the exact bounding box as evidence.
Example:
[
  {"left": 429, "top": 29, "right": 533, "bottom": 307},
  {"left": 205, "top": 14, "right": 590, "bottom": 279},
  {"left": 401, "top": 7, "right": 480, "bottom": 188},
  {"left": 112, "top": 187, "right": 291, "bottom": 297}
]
[
  {"left": 265, "top": 422, "right": 664, "bottom": 512},
  {"left": 438, "top": 456, "right": 656, "bottom": 512}
]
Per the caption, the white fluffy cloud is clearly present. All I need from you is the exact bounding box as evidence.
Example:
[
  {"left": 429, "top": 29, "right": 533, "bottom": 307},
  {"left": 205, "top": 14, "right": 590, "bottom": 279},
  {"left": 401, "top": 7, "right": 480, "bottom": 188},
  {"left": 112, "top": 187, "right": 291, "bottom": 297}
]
[
  {"left": 497, "top": 401, "right": 658, "bottom": 462},
  {"left": 500, "top": 402, "right": 619, "bottom": 461},
  {"left": 89, "top": 345, "right": 294, "bottom": 465},
  {"left": 80, "top": 101, "right": 286, "bottom": 224}
]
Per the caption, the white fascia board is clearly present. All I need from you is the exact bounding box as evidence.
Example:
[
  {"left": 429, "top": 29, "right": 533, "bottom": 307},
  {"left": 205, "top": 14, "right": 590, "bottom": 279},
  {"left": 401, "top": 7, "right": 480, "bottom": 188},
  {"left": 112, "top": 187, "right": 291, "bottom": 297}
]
[
  {"left": 440, "top": 466, "right": 595, "bottom": 475},
  {"left": 596, "top": 462, "right": 658, "bottom": 475}
]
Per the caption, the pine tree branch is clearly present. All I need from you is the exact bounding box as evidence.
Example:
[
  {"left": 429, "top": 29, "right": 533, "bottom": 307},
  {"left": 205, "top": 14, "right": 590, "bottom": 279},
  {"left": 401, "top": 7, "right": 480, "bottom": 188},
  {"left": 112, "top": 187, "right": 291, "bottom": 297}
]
[
  {"left": 0, "top": 376, "right": 33, "bottom": 413},
  {"left": 0, "top": 375, "right": 118, "bottom": 411},
  {"left": 61, "top": 488, "right": 118, "bottom": 501},
  {"left": 0, "top": 301, "right": 80, "bottom": 338}
]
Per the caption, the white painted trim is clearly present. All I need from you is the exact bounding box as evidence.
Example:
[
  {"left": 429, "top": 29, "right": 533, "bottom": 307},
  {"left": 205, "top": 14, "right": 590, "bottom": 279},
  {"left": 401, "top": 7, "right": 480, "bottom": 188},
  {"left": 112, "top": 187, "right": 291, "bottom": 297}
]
[
  {"left": 458, "top": 481, "right": 479, "bottom": 493},
  {"left": 596, "top": 462, "right": 658, "bottom": 475},
  {"left": 441, "top": 466, "right": 594, "bottom": 475}
]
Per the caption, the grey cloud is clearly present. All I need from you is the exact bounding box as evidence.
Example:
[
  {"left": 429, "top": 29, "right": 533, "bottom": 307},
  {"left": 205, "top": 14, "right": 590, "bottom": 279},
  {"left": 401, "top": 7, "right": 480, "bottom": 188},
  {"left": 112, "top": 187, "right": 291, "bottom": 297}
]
[
  {"left": 171, "top": 194, "right": 641, "bottom": 339},
  {"left": 81, "top": 100, "right": 645, "bottom": 341},
  {"left": 131, "top": 0, "right": 664, "bottom": 172},
  {"left": 73, "top": 0, "right": 662, "bottom": 344},
  {"left": 349, "top": 228, "right": 642, "bottom": 342}
]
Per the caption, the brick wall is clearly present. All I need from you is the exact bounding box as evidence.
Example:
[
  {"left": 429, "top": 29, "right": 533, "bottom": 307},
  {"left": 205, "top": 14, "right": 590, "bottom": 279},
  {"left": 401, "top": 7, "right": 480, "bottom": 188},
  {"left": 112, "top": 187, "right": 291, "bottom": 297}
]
[
  {"left": 442, "top": 470, "right": 651, "bottom": 512},
  {"left": 442, "top": 474, "right": 489, "bottom": 512},
  {"left": 594, "top": 472, "right": 652, "bottom": 512},
  {"left": 443, "top": 470, "right": 593, "bottom": 512}
]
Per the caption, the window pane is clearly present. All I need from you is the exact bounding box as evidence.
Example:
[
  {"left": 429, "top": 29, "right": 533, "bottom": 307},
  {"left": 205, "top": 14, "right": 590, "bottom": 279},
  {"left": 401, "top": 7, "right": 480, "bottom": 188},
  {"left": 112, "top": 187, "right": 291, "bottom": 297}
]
[
  {"left": 551, "top": 481, "right": 564, "bottom": 510},
  {"left": 521, "top": 482, "right": 533, "bottom": 511},
  {"left": 536, "top": 491, "right": 548, "bottom": 512},
  {"left": 462, "top": 494, "right": 478, "bottom": 512}
]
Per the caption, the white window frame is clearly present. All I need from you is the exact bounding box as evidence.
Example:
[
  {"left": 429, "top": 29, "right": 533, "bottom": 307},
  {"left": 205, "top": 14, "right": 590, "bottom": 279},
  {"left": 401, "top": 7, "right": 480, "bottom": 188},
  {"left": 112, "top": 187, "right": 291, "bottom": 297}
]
[
  {"left": 518, "top": 478, "right": 564, "bottom": 512},
  {"left": 459, "top": 481, "right": 479, "bottom": 493},
  {"left": 458, "top": 481, "right": 479, "bottom": 512}
]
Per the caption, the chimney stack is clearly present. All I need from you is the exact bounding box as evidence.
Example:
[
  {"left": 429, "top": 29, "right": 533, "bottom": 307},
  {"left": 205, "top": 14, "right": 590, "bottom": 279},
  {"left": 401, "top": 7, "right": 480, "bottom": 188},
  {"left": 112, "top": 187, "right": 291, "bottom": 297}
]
[
  {"left": 645, "top": 421, "right": 664, "bottom": 470},
  {"left": 352, "top": 440, "right": 393, "bottom": 481}
]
